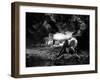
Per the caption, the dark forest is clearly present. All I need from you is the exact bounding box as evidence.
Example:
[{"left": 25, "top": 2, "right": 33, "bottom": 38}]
[{"left": 26, "top": 12, "right": 90, "bottom": 67}]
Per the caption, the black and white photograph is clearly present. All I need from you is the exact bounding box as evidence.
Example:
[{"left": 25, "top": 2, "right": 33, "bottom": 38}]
[
  {"left": 11, "top": 2, "right": 97, "bottom": 78},
  {"left": 26, "top": 12, "right": 90, "bottom": 67}
]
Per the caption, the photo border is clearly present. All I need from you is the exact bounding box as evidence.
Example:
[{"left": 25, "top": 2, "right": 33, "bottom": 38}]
[{"left": 11, "top": 2, "right": 98, "bottom": 78}]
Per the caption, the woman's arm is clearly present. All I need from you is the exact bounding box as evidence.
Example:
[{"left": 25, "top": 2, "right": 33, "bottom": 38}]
[{"left": 72, "top": 30, "right": 82, "bottom": 37}]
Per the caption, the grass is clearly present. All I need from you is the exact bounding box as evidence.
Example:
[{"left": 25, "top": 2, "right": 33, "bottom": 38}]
[{"left": 26, "top": 47, "right": 89, "bottom": 67}]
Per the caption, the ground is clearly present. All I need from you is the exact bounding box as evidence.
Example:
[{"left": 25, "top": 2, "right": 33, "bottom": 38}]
[{"left": 26, "top": 46, "right": 89, "bottom": 67}]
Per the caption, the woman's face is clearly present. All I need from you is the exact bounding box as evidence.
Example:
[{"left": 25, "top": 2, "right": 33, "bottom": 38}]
[{"left": 79, "top": 23, "right": 86, "bottom": 31}]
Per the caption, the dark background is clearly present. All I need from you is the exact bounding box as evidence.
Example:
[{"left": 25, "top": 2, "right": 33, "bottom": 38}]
[
  {"left": 26, "top": 12, "right": 89, "bottom": 50},
  {"left": 26, "top": 12, "right": 90, "bottom": 67}
]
